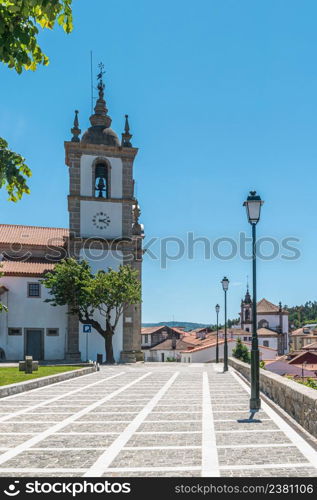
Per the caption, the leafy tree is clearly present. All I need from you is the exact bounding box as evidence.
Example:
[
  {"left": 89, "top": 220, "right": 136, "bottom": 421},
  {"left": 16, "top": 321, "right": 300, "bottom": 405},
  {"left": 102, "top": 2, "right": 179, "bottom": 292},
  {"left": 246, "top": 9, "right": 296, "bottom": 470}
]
[
  {"left": 0, "top": 0, "right": 73, "bottom": 199},
  {"left": 232, "top": 337, "right": 251, "bottom": 363},
  {"left": 0, "top": 0, "right": 73, "bottom": 73},
  {"left": 286, "top": 302, "right": 317, "bottom": 329},
  {"left": 42, "top": 259, "right": 142, "bottom": 364},
  {"left": 0, "top": 137, "right": 31, "bottom": 201}
]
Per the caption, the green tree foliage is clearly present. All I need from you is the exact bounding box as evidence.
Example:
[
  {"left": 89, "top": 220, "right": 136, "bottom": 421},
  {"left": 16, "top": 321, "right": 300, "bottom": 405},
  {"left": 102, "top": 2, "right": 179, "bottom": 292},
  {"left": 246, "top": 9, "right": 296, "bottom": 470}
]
[
  {"left": 232, "top": 337, "right": 251, "bottom": 363},
  {"left": 0, "top": 0, "right": 73, "bottom": 73},
  {"left": 0, "top": 1, "right": 73, "bottom": 200},
  {"left": 0, "top": 137, "right": 31, "bottom": 201},
  {"left": 42, "top": 259, "right": 142, "bottom": 364},
  {"left": 286, "top": 302, "right": 317, "bottom": 329}
]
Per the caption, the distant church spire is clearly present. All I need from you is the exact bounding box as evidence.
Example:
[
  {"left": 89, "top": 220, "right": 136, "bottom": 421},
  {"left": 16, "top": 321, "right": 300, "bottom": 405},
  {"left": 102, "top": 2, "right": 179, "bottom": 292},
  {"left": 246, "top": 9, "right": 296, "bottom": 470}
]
[
  {"left": 122, "top": 114, "right": 133, "bottom": 148},
  {"left": 71, "top": 110, "right": 81, "bottom": 142}
]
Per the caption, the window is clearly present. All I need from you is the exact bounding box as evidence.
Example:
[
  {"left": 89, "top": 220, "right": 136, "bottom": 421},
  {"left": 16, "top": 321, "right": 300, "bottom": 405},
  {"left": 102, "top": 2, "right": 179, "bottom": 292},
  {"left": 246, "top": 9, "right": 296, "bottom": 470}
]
[
  {"left": 144, "top": 334, "right": 148, "bottom": 344},
  {"left": 8, "top": 328, "right": 22, "bottom": 336},
  {"left": 263, "top": 340, "right": 269, "bottom": 347},
  {"left": 258, "top": 319, "right": 269, "bottom": 329},
  {"left": 245, "top": 328, "right": 250, "bottom": 332},
  {"left": 248, "top": 337, "right": 252, "bottom": 341},
  {"left": 95, "top": 163, "right": 108, "bottom": 198},
  {"left": 243, "top": 337, "right": 248, "bottom": 341},
  {"left": 28, "top": 283, "right": 40, "bottom": 297},
  {"left": 46, "top": 328, "right": 59, "bottom": 336}
]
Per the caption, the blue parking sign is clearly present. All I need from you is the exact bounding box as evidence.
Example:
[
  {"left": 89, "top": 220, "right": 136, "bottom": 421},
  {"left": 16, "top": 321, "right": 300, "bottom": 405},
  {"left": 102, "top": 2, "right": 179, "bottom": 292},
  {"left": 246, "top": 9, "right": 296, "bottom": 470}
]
[{"left": 83, "top": 325, "right": 92, "bottom": 333}]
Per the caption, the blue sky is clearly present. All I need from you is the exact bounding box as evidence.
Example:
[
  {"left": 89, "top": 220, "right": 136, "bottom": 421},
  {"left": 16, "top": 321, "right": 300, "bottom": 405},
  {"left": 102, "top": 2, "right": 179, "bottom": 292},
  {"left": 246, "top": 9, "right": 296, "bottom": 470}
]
[{"left": 1, "top": 0, "right": 317, "bottom": 324}]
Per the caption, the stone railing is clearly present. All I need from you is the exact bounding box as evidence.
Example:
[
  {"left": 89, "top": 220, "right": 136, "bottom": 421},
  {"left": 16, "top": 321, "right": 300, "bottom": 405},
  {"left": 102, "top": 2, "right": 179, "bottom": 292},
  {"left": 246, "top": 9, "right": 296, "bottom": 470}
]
[{"left": 229, "top": 357, "right": 317, "bottom": 439}]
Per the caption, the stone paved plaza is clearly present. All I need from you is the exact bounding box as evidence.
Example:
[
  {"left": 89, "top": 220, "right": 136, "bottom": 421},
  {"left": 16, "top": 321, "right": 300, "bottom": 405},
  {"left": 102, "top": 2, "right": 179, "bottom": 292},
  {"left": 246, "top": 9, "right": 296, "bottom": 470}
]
[{"left": 0, "top": 363, "right": 317, "bottom": 477}]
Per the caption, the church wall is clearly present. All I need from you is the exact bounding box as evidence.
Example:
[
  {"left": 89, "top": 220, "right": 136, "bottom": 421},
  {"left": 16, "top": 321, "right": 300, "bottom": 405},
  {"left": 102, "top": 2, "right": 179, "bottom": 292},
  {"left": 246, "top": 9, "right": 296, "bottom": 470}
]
[
  {"left": 80, "top": 200, "right": 122, "bottom": 239},
  {"left": 0, "top": 277, "right": 67, "bottom": 361}
]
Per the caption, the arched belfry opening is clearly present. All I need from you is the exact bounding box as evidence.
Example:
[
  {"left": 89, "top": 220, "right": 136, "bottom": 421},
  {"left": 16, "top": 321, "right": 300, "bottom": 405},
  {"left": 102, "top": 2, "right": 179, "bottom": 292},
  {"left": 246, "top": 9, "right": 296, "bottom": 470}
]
[{"left": 95, "top": 163, "right": 108, "bottom": 198}]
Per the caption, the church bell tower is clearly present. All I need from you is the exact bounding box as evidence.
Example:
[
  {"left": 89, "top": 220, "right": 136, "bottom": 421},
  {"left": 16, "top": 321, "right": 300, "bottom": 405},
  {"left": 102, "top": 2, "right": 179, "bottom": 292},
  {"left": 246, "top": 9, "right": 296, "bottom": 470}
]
[{"left": 64, "top": 64, "right": 143, "bottom": 363}]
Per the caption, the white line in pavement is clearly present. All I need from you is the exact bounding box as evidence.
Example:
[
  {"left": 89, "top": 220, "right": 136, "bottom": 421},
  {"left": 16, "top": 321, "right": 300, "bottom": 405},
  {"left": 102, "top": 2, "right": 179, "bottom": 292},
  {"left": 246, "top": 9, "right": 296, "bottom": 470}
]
[
  {"left": 217, "top": 443, "right": 294, "bottom": 449},
  {"left": 202, "top": 371, "right": 219, "bottom": 477},
  {"left": 135, "top": 431, "right": 202, "bottom": 435},
  {"left": 0, "top": 372, "right": 126, "bottom": 422},
  {"left": 0, "top": 372, "right": 150, "bottom": 467},
  {"left": 231, "top": 369, "right": 317, "bottom": 470},
  {"left": 83, "top": 371, "right": 180, "bottom": 477},
  {"left": 122, "top": 446, "right": 201, "bottom": 450},
  {"left": 219, "top": 462, "right": 309, "bottom": 471},
  {"left": 0, "top": 466, "right": 201, "bottom": 474},
  {"left": 216, "top": 429, "right": 281, "bottom": 434}
]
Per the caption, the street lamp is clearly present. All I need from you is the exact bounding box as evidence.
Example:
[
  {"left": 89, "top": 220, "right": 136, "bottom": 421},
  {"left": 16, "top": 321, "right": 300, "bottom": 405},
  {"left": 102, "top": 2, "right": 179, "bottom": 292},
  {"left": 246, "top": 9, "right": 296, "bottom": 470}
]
[
  {"left": 243, "top": 190, "right": 264, "bottom": 414},
  {"left": 215, "top": 304, "right": 220, "bottom": 363},
  {"left": 221, "top": 277, "right": 229, "bottom": 372}
]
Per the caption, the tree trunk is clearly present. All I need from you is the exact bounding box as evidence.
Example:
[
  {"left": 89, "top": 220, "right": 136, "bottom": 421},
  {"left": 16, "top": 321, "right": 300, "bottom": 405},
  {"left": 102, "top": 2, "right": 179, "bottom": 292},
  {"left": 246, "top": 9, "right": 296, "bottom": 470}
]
[{"left": 104, "top": 334, "right": 115, "bottom": 364}]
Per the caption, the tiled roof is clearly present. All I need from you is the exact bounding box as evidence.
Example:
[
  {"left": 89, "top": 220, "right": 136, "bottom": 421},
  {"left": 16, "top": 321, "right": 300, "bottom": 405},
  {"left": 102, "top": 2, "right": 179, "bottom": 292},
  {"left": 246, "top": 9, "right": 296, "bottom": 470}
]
[
  {"left": 141, "top": 325, "right": 188, "bottom": 335},
  {"left": 0, "top": 224, "right": 68, "bottom": 247},
  {"left": 141, "top": 326, "right": 165, "bottom": 334},
  {"left": 0, "top": 260, "right": 56, "bottom": 276},
  {"left": 256, "top": 328, "right": 278, "bottom": 337},
  {"left": 180, "top": 338, "right": 234, "bottom": 354},
  {"left": 289, "top": 351, "right": 317, "bottom": 365},
  {"left": 302, "top": 342, "right": 317, "bottom": 350},
  {"left": 150, "top": 338, "right": 195, "bottom": 351},
  {"left": 257, "top": 298, "right": 288, "bottom": 314},
  {"left": 221, "top": 328, "right": 278, "bottom": 338},
  {"left": 265, "top": 361, "right": 313, "bottom": 377}
]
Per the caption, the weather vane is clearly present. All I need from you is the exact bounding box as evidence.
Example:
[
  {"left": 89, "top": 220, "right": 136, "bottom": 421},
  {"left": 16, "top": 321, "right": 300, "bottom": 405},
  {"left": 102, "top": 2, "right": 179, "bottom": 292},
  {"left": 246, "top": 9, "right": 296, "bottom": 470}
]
[
  {"left": 97, "top": 62, "right": 105, "bottom": 82},
  {"left": 96, "top": 62, "right": 105, "bottom": 95}
]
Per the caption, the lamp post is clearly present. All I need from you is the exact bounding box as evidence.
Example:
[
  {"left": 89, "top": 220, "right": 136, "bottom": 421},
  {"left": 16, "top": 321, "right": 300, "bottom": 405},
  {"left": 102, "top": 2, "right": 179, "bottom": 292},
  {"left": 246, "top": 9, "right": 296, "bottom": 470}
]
[
  {"left": 221, "top": 277, "right": 229, "bottom": 372},
  {"left": 215, "top": 304, "right": 220, "bottom": 363},
  {"left": 243, "top": 190, "right": 264, "bottom": 413}
]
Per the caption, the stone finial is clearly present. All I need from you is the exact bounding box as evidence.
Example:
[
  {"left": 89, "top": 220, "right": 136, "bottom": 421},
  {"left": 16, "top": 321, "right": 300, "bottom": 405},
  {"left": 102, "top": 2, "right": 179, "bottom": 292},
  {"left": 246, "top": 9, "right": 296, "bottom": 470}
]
[
  {"left": 71, "top": 110, "right": 81, "bottom": 142},
  {"left": 133, "top": 202, "right": 141, "bottom": 223},
  {"left": 132, "top": 202, "right": 142, "bottom": 236},
  {"left": 122, "top": 114, "right": 133, "bottom": 148},
  {"left": 89, "top": 63, "right": 112, "bottom": 128}
]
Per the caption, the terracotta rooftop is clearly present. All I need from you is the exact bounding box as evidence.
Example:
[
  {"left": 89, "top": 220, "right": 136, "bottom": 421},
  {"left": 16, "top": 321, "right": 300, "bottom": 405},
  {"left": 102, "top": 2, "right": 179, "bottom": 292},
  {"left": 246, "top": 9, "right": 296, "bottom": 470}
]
[
  {"left": 257, "top": 298, "right": 288, "bottom": 314},
  {"left": 150, "top": 338, "right": 195, "bottom": 351},
  {"left": 0, "top": 224, "right": 68, "bottom": 247},
  {"left": 302, "top": 342, "right": 317, "bottom": 350},
  {"left": 223, "top": 328, "right": 278, "bottom": 337},
  {"left": 0, "top": 260, "right": 56, "bottom": 276}
]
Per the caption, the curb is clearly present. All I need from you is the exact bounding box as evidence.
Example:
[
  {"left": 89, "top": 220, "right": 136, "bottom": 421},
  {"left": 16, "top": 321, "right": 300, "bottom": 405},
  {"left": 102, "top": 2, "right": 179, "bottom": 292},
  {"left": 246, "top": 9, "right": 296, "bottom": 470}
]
[{"left": 0, "top": 364, "right": 97, "bottom": 399}]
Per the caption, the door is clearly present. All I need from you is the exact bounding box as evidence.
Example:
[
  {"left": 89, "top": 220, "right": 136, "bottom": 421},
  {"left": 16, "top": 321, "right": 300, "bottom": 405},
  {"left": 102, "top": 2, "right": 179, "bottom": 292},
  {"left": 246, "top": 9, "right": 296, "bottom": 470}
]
[
  {"left": 25, "top": 329, "right": 43, "bottom": 360},
  {"left": 161, "top": 353, "right": 165, "bottom": 362}
]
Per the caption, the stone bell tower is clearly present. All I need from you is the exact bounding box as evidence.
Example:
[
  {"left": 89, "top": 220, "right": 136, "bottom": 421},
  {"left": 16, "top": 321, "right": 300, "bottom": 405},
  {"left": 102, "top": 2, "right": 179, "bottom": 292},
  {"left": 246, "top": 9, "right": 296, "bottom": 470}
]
[
  {"left": 64, "top": 64, "right": 143, "bottom": 363},
  {"left": 240, "top": 286, "right": 253, "bottom": 332}
]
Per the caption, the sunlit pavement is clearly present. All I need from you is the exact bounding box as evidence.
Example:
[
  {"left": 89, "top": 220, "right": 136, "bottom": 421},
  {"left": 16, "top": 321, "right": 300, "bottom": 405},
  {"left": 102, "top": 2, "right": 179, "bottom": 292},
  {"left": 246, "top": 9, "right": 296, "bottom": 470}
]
[{"left": 0, "top": 363, "right": 317, "bottom": 477}]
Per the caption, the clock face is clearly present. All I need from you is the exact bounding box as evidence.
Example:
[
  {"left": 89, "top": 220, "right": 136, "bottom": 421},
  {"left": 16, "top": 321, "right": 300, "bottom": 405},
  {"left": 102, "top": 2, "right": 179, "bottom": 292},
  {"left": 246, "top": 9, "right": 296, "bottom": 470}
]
[{"left": 92, "top": 211, "right": 111, "bottom": 230}]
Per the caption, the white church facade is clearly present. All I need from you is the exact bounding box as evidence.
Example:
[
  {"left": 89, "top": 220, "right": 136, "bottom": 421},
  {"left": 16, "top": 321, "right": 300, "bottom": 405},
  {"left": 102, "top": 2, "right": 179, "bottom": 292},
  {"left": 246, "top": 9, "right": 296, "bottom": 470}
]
[
  {"left": 238, "top": 288, "right": 289, "bottom": 354},
  {"left": 0, "top": 69, "right": 143, "bottom": 363}
]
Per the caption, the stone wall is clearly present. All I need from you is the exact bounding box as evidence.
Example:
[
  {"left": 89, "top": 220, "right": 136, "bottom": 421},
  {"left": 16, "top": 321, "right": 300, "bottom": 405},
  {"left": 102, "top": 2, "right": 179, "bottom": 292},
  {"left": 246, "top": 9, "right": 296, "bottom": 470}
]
[{"left": 229, "top": 357, "right": 317, "bottom": 438}]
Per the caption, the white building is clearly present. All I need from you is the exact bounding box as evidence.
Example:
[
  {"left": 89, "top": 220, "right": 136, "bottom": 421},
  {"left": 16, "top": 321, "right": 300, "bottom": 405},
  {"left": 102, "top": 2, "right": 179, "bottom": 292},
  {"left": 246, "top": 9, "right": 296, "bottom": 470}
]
[
  {"left": 239, "top": 289, "right": 289, "bottom": 354},
  {"left": 180, "top": 338, "right": 278, "bottom": 363},
  {"left": 0, "top": 72, "right": 143, "bottom": 363}
]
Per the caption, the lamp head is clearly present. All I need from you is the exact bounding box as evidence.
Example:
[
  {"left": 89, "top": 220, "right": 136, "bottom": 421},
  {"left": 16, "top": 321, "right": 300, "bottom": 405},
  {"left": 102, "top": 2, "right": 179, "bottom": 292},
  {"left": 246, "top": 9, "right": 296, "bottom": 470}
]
[
  {"left": 243, "top": 190, "right": 264, "bottom": 225},
  {"left": 221, "top": 276, "right": 229, "bottom": 291}
]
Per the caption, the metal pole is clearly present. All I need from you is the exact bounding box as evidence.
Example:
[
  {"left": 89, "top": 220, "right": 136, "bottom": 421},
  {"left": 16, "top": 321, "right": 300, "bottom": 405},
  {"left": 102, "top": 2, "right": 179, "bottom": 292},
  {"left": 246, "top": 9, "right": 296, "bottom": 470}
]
[
  {"left": 216, "top": 311, "right": 219, "bottom": 363},
  {"left": 250, "top": 223, "right": 261, "bottom": 411},
  {"left": 224, "top": 290, "right": 228, "bottom": 372}
]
